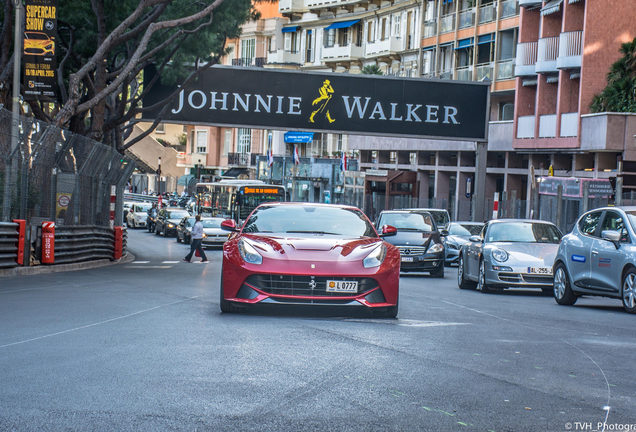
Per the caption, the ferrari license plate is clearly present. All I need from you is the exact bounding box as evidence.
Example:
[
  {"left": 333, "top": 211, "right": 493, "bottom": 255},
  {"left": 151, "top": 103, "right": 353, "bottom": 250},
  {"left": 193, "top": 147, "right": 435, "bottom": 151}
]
[
  {"left": 401, "top": 256, "right": 414, "bottom": 262},
  {"left": 528, "top": 267, "right": 551, "bottom": 274},
  {"left": 326, "top": 280, "right": 358, "bottom": 293}
]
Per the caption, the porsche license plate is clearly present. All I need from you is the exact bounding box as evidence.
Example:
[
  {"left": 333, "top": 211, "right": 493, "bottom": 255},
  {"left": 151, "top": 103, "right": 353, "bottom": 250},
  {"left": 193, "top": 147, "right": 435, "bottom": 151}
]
[
  {"left": 401, "top": 256, "right": 414, "bottom": 262},
  {"left": 528, "top": 267, "right": 551, "bottom": 275},
  {"left": 326, "top": 280, "right": 358, "bottom": 293}
]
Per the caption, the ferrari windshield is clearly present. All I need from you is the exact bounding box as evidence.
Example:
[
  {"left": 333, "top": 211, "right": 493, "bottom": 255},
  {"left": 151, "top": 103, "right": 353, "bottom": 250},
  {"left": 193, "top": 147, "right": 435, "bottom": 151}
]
[
  {"left": 242, "top": 205, "right": 376, "bottom": 237},
  {"left": 487, "top": 222, "right": 562, "bottom": 243}
]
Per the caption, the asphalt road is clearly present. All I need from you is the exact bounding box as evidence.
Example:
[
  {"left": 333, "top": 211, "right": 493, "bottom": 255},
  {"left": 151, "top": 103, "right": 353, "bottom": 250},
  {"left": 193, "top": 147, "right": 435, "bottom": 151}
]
[{"left": 1, "top": 228, "right": 635, "bottom": 432}]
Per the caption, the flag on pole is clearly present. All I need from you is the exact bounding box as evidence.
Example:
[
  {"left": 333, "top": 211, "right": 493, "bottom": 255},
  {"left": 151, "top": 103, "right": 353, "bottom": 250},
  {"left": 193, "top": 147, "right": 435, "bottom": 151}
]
[
  {"left": 293, "top": 145, "right": 300, "bottom": 165},
  {"left": 267, "top": 146, "right": 274, "bottom": 167},
  {"left": 340, "top": 151, "right": 347, "bottom": 172}
]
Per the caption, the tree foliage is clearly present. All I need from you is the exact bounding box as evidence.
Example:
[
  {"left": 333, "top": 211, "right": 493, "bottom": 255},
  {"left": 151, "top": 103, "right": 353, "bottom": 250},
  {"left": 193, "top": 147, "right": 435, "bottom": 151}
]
[
  {"left": 361, "top": 64, "right": 383, "bottom": 75},
  {"left": 0, "top": 0, "right": 258, "bottom": 151},
  {"left": 591, "top": 38, "right": 636, "bottom": 113}
]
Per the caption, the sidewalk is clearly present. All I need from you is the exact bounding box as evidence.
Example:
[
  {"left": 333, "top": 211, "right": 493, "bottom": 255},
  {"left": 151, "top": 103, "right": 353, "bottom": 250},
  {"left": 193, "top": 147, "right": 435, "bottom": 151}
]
[{"left": 0, "top": 253, "right": 135, "bottom": 278}]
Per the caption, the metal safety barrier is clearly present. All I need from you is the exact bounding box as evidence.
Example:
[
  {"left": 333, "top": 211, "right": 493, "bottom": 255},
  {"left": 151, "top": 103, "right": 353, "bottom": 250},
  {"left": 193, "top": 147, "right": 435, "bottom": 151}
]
[
  {"left": 123, "top": 193, "right": 158, "bottom": 203},
  {"left": 0, "top": 222, "right": 20, "bottom": 268},
  {"left": 52, "top": 225, "right": 116, "bottom": 265}
]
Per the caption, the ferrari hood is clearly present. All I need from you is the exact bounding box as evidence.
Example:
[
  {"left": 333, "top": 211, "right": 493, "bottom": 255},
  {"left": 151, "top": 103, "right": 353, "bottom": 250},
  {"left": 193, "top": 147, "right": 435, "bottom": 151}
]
[{"left": 243, "top": 234, "right": 383, "bottom": 262}]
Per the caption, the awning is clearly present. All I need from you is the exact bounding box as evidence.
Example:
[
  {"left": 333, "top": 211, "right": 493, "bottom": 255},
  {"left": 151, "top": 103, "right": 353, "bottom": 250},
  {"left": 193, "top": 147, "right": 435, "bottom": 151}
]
[
  {"left": 282, "top": 26, "right": 299, "bottom": 33},
  {"left": 478, "top": 33, "right": 494, "bottom": 44},
  {"left": 221, "top": 167, "right": 248, "bottom": 178},
  {"left": 284, "top": 131, "right": 314, "bottom": 143},
  {"left": 325, "top": 20, "right": 360, "bottom": 30},
  {"left": 455, "top": 38, "right": 473, "bottom": 49},
  {"left": 541, "top": 0, "right": 563, "bottom": 16}
]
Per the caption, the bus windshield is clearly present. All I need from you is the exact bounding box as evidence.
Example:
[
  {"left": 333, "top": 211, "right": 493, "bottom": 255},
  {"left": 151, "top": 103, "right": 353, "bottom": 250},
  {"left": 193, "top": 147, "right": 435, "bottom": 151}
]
[{"left": 195, "top": 181, "right": 285, "bottom": 223}]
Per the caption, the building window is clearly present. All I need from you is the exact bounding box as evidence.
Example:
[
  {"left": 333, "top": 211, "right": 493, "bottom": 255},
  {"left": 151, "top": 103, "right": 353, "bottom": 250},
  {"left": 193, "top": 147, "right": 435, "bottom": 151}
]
[
  {"left": 324, "top": 29, "right": 336, "bottom": 48},
  {"left": 394, "top": 13, "right": 401, "bottom": 37},
  {"left": 354, "top": 24, "right": 363, "bottom": 47},
  {"left": 190, "top": 130, "right": 195, "bottom": 154},
  {"left": 422, "top": 48, "right": 435, "bottom": 75},
  {"left": 338, "top": 28, "right": 349, "bottom": 46},
  {"left": 305, "top": 30, "right": 314, "bottom": 62},
  {"left": 155, "top": 123, "right": 165, "bottom": 134},
  {"left": 237, "top": 128, "right": 251, "bottom": 153},
  {"left": 337, "top": 134, "right": 343, "bottom": 152},
  {"left": 381, "top": 17, "right": 388, "bottom": 40},
  {"left": 241, "top": 38, "right": 255, "bottom": 64},
  {"left": 284, "top": 31, "right": 299, "bottom": 53},
  {"left": 223, "top": 130, "right": 231, "bottom": 156},
  {"left": 196, "top": 130, "right": 208, "bottom": 154},
  {"left": 499, "top": 103, "right": 514, "bottom": 121},
  {"left": 390, "top": 151, "right": 397, "bottom": 163},
  {"left": 266, "top": 36, "right": 274, "bottom": 53},
  {"left": 367, "top": 21, "right": 375, "bottom": 43}
]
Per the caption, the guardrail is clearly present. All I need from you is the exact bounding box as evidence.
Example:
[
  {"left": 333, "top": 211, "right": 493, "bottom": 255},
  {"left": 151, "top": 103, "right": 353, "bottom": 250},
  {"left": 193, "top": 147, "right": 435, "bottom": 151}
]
[
  {"left": 50, "top": 225, "right": 117, "bottom": 265},
  {"left": 124, "top": 193, "right": 158, "bottom": 203},
  {"left": 0, "top": 221, "right": 20, "bottom": 268}
]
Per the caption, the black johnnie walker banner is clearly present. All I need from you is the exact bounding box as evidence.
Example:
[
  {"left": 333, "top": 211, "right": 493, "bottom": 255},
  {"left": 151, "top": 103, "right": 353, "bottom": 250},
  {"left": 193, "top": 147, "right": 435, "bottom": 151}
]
[
  {"left": 143, "top": 66, "right": 490, "bottom": 142},
  {"left": 23, "top": 0, "right": 58, "bottom": 100}
]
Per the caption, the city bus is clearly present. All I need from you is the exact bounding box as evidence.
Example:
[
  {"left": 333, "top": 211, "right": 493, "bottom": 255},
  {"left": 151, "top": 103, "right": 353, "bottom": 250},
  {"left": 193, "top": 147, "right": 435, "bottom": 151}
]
[{"left": 194, "top": 180, "right": 286, "bottom": 223}]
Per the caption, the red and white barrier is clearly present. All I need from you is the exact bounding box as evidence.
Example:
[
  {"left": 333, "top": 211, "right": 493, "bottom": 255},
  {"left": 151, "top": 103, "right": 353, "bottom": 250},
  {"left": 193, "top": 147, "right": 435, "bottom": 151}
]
[
  {"left": 13, "top": 219, "right": 25, "bottom": 265},
  {"left": 492, "top": 192, "right": 499, "bottom": 220},
  {"left": 109, "top": 185, "right": 116, "bottom": 228}
]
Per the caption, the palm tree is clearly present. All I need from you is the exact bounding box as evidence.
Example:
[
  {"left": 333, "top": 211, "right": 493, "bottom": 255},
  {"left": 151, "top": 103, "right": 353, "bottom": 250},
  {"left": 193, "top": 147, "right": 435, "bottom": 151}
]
[
  {"left": 361, "top": 64, "right": 383, "bottom": 75},
  {"left": 591, "top": 38, "right": 636, "bottom": 113}
]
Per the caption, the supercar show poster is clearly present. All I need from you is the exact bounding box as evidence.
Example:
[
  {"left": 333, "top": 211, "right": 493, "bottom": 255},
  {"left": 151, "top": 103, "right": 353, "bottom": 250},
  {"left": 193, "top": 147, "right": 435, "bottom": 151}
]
[{"left": 23, "top": 0, "right": 58, "bottom": 100}]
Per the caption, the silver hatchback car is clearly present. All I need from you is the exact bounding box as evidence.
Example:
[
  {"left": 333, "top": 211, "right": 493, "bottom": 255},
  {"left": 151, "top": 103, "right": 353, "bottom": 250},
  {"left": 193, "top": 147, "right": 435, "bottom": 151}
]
[{"left": 553, "top": 207, "right": 636, "bottom": 313}]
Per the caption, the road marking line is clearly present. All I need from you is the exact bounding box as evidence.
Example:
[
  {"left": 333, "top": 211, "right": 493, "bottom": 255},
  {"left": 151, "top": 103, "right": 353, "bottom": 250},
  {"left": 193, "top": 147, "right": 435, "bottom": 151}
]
[
  {"left": 0, "top": 295, "right": 201, "bottom": 349},
  {"left": 125, "top": 265, "right": 172, "bottom": 269},
  {"left": 132, "top": 261, "right": 149, "bottom": 264},
  {"left": 162, "top": 261, "right": 180, "bottom": 264}
]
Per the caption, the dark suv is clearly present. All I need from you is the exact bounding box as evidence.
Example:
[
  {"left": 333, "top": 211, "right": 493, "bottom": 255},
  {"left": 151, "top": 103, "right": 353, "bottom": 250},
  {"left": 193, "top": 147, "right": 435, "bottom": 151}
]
[
  {"left": 376, "top": 210, "right": 446, "bottom": 277},
  {"left": 155, "top": 208, "right": 191, "bottom": 237}
]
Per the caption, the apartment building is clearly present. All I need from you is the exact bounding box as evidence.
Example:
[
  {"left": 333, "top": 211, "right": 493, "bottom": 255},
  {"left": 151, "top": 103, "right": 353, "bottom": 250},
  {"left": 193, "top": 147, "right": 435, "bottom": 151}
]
[{"left": 513, "top": 0, "right": 635, "bottom": 186}]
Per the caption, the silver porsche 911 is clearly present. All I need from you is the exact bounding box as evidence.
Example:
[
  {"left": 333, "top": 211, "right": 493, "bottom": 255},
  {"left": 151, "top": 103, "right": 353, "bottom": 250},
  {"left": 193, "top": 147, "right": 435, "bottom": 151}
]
[{"left": 457, "top": 219, "right": 563, "bottom": 293}]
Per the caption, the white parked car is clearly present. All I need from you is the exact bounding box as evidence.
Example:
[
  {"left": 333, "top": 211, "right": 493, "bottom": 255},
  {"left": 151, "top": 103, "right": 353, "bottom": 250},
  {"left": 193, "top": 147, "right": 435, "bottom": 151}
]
[{"left": 126, "top": 202, "right": 153, "bottom": 228}]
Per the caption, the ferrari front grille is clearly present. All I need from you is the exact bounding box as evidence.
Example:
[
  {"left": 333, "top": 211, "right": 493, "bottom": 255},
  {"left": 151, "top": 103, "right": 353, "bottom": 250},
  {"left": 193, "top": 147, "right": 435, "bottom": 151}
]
[{"left": 245, "top": 274, "right": 378, "bottom": 297}]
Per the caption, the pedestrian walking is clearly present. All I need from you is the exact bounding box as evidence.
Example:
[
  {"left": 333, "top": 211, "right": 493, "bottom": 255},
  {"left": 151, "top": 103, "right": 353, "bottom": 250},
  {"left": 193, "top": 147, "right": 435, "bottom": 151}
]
[{"left": 183, "top": 215, "right": 208, "bottom": 263}]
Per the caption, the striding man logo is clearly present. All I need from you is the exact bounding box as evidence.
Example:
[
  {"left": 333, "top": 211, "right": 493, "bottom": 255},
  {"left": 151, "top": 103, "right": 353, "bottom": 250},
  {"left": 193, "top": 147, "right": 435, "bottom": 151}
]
[{"left": 309, "top": 79, "right": 336, "bottom": 124}]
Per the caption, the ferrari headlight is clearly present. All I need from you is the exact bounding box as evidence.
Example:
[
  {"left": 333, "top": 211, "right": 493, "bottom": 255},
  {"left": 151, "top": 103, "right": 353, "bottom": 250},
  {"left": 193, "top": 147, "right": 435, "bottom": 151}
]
[
  {"left": 202, "top": 233, "right": 207, "bottom": 238},
  {"left": 492, "top": 248, "right": 509, "bottom": 262},
  {"left": 427, "top": 242, "right": 444, "bottom": 254},
  {"left": 239, "top": 238, "right": 263, "bottom": 265},
  {"left": 168, "top": 223, "right": 175, "bottom": 228},
  {"left": 363, "top": 243, "right": 386, "bottom": 268}
]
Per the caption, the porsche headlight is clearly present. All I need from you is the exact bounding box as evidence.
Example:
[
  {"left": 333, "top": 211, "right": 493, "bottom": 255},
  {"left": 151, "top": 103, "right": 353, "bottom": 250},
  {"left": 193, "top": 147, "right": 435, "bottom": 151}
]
[
  {"left": 363, "top": 243, "right": 387, "bottom": 268},
  {"left": 239, "top": 238, "right": 263, "bottom": 265},
  {"left": 427, "top": 242, "right": 444, "bottom": 254},
  {"left": 492, "top": 248, "right": 509, "bottom": 262}
]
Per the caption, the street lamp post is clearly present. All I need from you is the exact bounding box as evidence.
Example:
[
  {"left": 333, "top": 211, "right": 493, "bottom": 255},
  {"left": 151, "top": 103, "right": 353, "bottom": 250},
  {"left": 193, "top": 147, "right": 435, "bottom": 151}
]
[{"left": 156, "top": 156, "right": 162, "bottom": 194}]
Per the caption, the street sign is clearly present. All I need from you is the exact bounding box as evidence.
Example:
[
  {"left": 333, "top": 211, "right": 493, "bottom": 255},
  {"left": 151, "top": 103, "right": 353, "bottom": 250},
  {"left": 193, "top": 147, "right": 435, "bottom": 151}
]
[{"left": 465, "top": 177, "right": 472, "bottom": 198}]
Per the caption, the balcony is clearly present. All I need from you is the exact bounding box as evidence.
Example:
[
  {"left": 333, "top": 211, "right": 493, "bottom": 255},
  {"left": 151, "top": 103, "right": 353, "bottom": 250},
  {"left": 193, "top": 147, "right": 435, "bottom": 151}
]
[
  {"left": 279, "top": 0, "right": 306, "bottom": 14},
  {"left": 228, "top": 152, "right": 256, "bottom": 167},
  {"left": 440, "top": 13, "right": 456, "bottom": 33},
  {"left": 365, "top": 37, "right": 403, "bottom": 57},
  {"left": 322, "top": 44, "right": 364, "bottom": 62},
  {"left": 476, "top": 63, "right": 494, "bottom": 81},
  {"left": 500, "top": 0, "right": 519, "bottom": 18},
  {"left": 517, "top": 115, "right": 535, "bottom": 138},
  {"left": 536, "top": 36, "right": 559, "bottom": 73},
  {"left": 515, "top": 42, "right": 537, "bottom": 76},
  {"left": 479, "top": 3, "right": 496, "bottom": 24},
  {"left": 423, "top": 20, "right": 437, "bottom": 38},
  {"left": 496, "top": 59, "right": 515, "bottom": 80},
  {"left": 267, "top": 49, "right": 302, "bottom": 65},
  {"left": 519, "top": 0, "right": 542, "bottom": 6},
  {"left": 458, "top": 9, "right": 475, "bottom": 29},
  {"left": 456, "top": 66, "right": 473, "bottom": 81},
  {"left": 232, "top": 57, "right": 267, "bottom": 67},
  {"left": 439, "top": 69, "right": 453, "bottom": 80},
  {"left": 557, "top": 31, "right": 582, "bottom": 69},
  {"left": 560, "top": 112, "right": 578, "bottom": 137},
  {"left": 306, "top": 0, "right": 338, "bottom": 10},
  {"left": 539, "top": 114, "right": 557, "bottom": 138}
]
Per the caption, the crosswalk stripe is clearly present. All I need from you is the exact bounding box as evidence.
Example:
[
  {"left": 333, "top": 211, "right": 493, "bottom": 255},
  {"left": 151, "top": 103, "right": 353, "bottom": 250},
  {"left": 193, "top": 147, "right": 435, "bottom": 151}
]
[
  {"left": 132, "top": 261, "right": 149, "bottom": 264},
  {"left": 162, "top": 261, "right": 180, "bottom": 264}
]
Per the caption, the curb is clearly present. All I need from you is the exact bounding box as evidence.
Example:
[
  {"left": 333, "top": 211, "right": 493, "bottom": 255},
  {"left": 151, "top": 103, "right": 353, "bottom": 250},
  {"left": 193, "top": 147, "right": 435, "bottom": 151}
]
[{"left": 0, "top": 252, "right": 136, "bottom": 278}]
